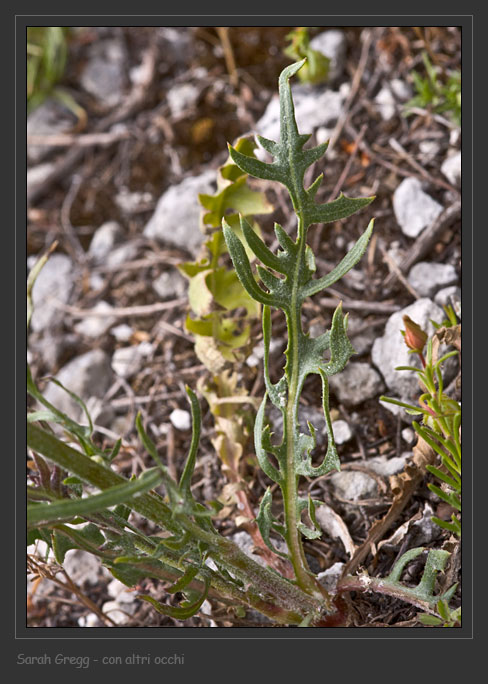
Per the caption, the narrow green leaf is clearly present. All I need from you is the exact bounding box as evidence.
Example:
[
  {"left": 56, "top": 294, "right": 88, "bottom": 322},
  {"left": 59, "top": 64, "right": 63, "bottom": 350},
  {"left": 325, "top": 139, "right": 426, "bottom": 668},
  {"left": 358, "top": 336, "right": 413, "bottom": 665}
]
[
  {"left": 229, "top": 143, "right": 282, "bottom": 183},
  {"left": 240, "top": 215, "right": 286, "bottom": 273},
  {"left": 166, "top": 566, "right": 199, "bottom": 593},
  {"left": 419, "top": 613, "right": 443, "bottom": 626},
  {"left": 27, "top": 468, "right": 163, "bottom": 527},
  {"left": 223, "top": 219, "right": 278, "bottom": 306},
  {"left": 426, "top": 465, "right": 460, "bottom": 490},
  {"left": 178, "top": 387, "right": 201, "bottom": 499},
  {"left": 306, "top": 194, "right": 374, "bottom": 226},
  {"left": 303, "top": 220, "right": 374, "bottom": 297},
  {"left": 274, "top": 222, "right": 297, "bottom": 253}
]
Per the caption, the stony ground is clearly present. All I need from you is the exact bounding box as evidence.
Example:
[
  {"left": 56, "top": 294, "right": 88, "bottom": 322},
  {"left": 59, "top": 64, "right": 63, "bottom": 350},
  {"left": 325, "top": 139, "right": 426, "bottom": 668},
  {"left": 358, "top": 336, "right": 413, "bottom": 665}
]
[{"left": 27, "top": 26, "right": 461, "bottom": 628}]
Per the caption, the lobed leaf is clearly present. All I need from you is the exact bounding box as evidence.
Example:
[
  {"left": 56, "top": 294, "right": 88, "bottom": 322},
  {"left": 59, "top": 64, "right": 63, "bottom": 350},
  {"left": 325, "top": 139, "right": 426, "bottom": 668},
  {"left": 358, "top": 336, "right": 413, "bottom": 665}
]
[{"left": 256, "top": 488, "right": 289, "bottom": 558}]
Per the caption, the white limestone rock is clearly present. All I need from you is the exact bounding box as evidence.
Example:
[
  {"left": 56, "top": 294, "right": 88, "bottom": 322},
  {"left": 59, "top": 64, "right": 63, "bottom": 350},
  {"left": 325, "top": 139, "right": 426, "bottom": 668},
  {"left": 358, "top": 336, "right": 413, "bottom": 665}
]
[
  {"left": 393, "top": 177, "right": 443, "bottom": 238},
  {"left": 143, "top": 171, "right": 216, "bottom": 256},
  {"left": 407, "top": 262, "right": 458, "bottom": 298}
]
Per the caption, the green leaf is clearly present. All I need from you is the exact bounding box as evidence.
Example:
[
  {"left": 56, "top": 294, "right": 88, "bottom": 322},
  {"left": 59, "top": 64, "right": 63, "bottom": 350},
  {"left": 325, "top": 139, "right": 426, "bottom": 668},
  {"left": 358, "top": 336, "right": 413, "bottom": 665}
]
[
  {"left": 306, "top": 194, "right": 374, "bottom": 227},
  {"left": 223, "top": 219, "right": 279, "bottom": 306},
  {"left": 426, "top": 465, "right": 460, "bottom": 490},
  {"left": 139, "top": 575, "right": 210, "bottom": 620},
  {"left": 200, "top": 176, "right": 273, "bottom": 227},
  {"left": 262, "top": 305, "right": 288, "bottom": 408},
  {"left": 166, "top": 565, "right": 199, "bottom": 593},
  {"left": 108, "top": 562, "right": 154, "bottom": 588},
  {"left": 240, "top": 215, "right": 286, "bottom": 274},
  {"left": 254, "top": 395, "right": 283, "bottom": 484},
  {"left": 52, "top": 528, "right": 78, "bottom": 564},
  {"left": 256, "top": 488, "right": 289, "bottom": 558},
  {"left": 297, "top": 495, "right": 323, "bottom": 540},
  {"left": 318, "top": 303, "right": 356, "bottom": 377},
  {"left": 178, "top": 387, "right": 201, "bottom": 499},
  {"left": 27, "top": 468, "right": 163, "bottom": 527},
  {"left": 418, "top": 613, "right": 443, "bottom": 626}
]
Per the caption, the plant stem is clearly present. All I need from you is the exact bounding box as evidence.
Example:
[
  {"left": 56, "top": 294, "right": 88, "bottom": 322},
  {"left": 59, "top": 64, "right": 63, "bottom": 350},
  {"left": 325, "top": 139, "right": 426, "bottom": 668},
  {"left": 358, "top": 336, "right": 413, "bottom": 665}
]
[{"left": 282, "top": 213, "right": 320, "bottom": 597}]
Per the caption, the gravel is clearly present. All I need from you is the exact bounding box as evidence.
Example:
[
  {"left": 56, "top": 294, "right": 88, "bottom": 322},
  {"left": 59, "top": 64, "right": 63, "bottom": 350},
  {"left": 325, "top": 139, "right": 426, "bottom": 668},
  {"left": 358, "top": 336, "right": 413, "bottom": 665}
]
[
  {"left": 143, "top": 170, "right": 216, "bottom": 255},
  {"left": 407, "top": 261, "right": 458, "bottom": 298},
  {"left": 392, "top": 177, "right": 443, "bottom": 238},
  {"left": 42, "top": 349, "right": 114, "bottom": 422},
  {"left": 30, "top": 254, "right": 75, "bottom": 333}
]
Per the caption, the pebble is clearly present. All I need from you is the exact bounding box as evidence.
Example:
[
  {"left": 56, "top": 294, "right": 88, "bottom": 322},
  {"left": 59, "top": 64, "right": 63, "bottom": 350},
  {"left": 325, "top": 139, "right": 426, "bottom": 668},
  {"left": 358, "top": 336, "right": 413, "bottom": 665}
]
[
  {"left": 346, "top": 317, "right": 376, "bottom": 355},
  {"left": 231, "top": 530, "right": 288, "bottom": 566},
  {"left": 111, "top": 343, "right": 152, "bottom": 379},
  {"left": 386, "top": 240, "right": 406, "bottom": 267},
  {"left": 309, "top": 29, "right": 347, "bottom": 82},
  {"left": 374, "top": 79, "right": 412, "bottom": 120},
  {"left": 246, "top": 338, "right": 283, "bottom": 368},
  {"left": 449, "top": 128, "right": 461, "bottom": 146},
  {"left": 329, "top": 362, "right": 384, "bottom": 406},
  {"left": 101, "top": 600, "right": 136, "bottom": 625},
  {"left": 107, "top": 578, "right": 137, "bottom": 603},
  {"left": 441, "top": 150, "right": 461, "bottom": 187},
  {"left": 390, "top": 78, "right": 412, "bottom": 101},
  {"left": 28, "top": 332, "right": 78, "bottom": 371},
  {"left": 332, "top": 419, "right": 352, "bottom": 444},
  {"left": 27, "top": 98, "right": 77, "bottom": 163},
  {"left": 411, "top": 502, "right": 443, "bottom": 545},
  {"left": 152, "top": 269, "right": 187, "bottom": 300},
  {"left": 374, "top": 86, "right": 399, "bottom": 121},
  {"left": 88, "top": 221, "right": 124, "bottom": 263},
  {"left": 30, "top": 253, "right": 74, "bottom": 332},
  {"left": 330, "top": 470, "right": 377, "bottom": 501},
  {"left": 159, "top": 27, "right": 194, "bottom": 67},
  {"left": 115, "top": 188, "right": 153, "bottom": 215},
  {"left": 89, "top": 272, "right": 105, "bottom": 291},
  {"left": 74, "top": 301, "right": 117, "bottom": 337},
  {"left": 434, "top": 286, "right": 461, "bottom": 316},
  {"left": 110, "top": 323, "right": 134, "bottom": 342},
  {"left": 402, "top": 427, "right": 416, "bottom": 444},
  {"left": 330, "top": 454, "right": 409, "bottom": 501},
  {"left": 42, "top": 349, "right": 114, "bottom": 422},
  {"left": 317, "top": 562, "right": 345, "bottom": 593},
  {"left": 407, "top": 261, "right": 458, "bottom": 298},
  {"left": 315, "top": 127, "right": 336, "bottom": 152},
  {"left": 392, "top": 177, "right": 443, "bottom": 238},
  {"left": 169, "top": 408, "right": 191, "bottom": 431},
  {"left": 418, "top": 140, "right": 441, "bottom": 163},
  {"left": 367, "top": 453, "right": 411, "bottom": 477},
  {"left": 106, "top": 241, "right": 139, "bottom": 268},
  {"left": 78, "top": 613, "right": 100, "bottom": 628},
  {"left": 63, "top": 549, "right": 103, "bottom": 586},
  {"left": 143, "top": 170, "right": 216, "bottom": 256},
  {"left": 167, "top": 82, "right": 200, "bottom": 118},
  {"left": 27, "top": 162, "right": 56, "bottom": 196},
  {"left": 80, "top": 39, "right": 126, "bottom": 107}
]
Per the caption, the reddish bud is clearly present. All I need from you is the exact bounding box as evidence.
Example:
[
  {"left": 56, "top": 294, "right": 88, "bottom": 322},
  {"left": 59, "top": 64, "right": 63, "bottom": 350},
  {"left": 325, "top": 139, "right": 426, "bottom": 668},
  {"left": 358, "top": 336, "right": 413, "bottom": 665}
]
[{"left": 402, "top": 315, "right": 427, "bottom": 353}]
